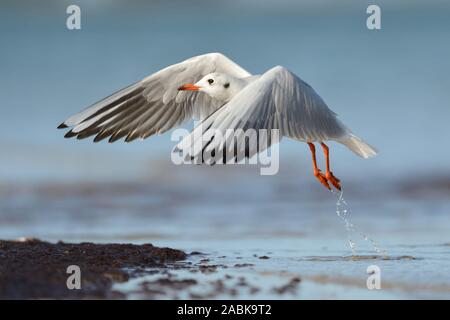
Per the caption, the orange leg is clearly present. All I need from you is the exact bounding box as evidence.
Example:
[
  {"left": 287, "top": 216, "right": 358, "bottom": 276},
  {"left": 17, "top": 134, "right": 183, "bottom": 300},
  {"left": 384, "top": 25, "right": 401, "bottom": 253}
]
[
  {"left": 307, "top": 142, "right": 330, "bottom": 190},
  {"left": 320, "top": 142, "right": 341, "bottom": 191}
]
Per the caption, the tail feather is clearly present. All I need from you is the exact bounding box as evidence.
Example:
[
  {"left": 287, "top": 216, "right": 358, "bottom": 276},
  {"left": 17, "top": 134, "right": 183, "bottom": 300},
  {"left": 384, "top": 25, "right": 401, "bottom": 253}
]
[{"left": 339, "top": 133, "right": 377, "bottom": 159}]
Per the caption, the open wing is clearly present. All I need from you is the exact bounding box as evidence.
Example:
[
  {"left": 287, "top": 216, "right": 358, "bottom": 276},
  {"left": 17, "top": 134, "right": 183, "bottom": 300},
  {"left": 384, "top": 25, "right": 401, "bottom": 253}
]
[
  {"left": 176, "top": 66, "right": 347, "bottom": 164},
  {"left": 58, "top": 53, "right": 251, "bottom": 143}
]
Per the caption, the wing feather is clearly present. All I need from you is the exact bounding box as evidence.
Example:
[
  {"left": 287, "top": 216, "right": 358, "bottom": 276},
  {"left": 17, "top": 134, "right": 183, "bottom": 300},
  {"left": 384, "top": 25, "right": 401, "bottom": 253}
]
[
  {"left": 59, "top": 53, "right": 251, "bottom": 142},
  {"left": 177, "top": 66, "right": 347, "bottom": 164}
]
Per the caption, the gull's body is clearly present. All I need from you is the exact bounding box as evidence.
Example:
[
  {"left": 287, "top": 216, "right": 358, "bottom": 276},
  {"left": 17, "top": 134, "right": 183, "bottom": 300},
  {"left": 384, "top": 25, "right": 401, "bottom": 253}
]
[{"left": 59, "top": 53, "right": 377, "bottom": 190}]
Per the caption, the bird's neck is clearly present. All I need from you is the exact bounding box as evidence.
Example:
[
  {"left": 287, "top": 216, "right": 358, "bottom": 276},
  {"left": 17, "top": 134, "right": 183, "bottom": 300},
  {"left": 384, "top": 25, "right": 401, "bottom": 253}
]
[{"left": 225, "top": 76, "right": 258, "bottom": 102}]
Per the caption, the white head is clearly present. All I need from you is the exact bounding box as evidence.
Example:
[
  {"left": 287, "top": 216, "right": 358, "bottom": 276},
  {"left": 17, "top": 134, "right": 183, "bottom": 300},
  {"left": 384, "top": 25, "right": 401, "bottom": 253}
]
[{"left": 178, "top": 72, "right": 243, "bottom": 102}]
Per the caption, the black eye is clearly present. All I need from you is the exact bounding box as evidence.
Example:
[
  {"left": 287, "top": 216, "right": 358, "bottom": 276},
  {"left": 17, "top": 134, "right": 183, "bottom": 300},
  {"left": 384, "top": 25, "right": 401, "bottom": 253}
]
[
  {"left": 224, "top": 83, "right": 230, "bottom": 89},
  {"left": 207, "top": 79, "right": 214, "bottom": 85}
]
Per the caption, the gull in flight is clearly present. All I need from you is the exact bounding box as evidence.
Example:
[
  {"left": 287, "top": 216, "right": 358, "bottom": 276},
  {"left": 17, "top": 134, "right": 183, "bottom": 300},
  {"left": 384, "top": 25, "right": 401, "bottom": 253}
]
[{"left": 58, "top": 53, "right": 377, "bottom": 190}]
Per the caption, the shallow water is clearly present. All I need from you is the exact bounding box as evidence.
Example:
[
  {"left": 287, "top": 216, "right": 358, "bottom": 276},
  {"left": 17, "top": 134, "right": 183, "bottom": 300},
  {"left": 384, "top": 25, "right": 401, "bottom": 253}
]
[{"left": 1, "top": 165, "right": 449, "bottom": 299}]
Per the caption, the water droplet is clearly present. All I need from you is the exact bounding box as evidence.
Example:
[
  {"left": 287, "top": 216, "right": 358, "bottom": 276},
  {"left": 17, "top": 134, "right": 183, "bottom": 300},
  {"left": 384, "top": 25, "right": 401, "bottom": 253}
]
[{"left": 334, "top": 187, "right": 387, "bottom": 256}]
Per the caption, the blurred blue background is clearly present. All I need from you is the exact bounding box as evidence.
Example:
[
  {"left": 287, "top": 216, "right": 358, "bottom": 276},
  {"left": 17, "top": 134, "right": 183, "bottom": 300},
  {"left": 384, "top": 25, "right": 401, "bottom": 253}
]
[
  {"left": 0, "top": 0, "right": 449, "bottom": 299},
  {"left": 1, "top": 0, "right": 449, "bottom": 182}
]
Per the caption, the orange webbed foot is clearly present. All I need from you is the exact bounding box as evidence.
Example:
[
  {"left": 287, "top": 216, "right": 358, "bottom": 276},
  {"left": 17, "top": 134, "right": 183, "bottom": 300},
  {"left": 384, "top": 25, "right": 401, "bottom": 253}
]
[
  {"left": 326, "top": 171, "right": 341, "bottom": 191},
  {"left": 314, "top": 170, "right": 331, "bottom": 190}
]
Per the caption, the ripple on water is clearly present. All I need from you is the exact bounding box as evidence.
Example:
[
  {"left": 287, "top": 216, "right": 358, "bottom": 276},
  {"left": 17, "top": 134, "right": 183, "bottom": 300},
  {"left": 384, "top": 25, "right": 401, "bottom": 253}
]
[{"left": 300, "top": 255, "right": 419, "bottom": 262}]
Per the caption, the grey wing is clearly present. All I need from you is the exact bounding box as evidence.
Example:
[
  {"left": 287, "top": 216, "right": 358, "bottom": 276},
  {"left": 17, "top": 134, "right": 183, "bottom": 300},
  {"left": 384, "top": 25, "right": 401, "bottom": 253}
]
[
  {"left": 58, "top": 53, "right": 251, "bottom": 143},
  {"left": 176, "top": 66, "right": 347, "bottom": 163},
  {"left": 272, "top": 66, "right": 346, "bottom": 142}
]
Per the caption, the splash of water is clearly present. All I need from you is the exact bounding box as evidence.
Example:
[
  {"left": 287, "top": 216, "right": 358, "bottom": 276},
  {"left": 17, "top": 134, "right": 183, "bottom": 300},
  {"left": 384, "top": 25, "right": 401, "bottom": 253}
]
[{"left": 332, "top": 187, "right": 388, "bottom": 257}]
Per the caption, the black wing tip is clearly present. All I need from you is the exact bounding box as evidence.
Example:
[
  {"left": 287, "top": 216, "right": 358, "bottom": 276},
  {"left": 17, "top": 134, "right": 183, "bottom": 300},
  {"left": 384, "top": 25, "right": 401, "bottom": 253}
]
[
  {"left": 57, "top": 123, "right": 68, "bottom": 129},
  {"left": 94, "top": 132, "right": 109, "bottom": 143},
  {"left": 64, "top": 130, "right": 77, "bottom": 138},
  {"left": 108, "top": 136, "right": 121, "bottom": 143}
]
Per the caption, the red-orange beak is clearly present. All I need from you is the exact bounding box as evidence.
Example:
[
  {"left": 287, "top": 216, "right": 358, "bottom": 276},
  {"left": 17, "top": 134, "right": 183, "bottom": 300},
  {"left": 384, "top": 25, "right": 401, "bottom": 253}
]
[{"left": 178, "top": 83, "right": 201, "bottom": 91}]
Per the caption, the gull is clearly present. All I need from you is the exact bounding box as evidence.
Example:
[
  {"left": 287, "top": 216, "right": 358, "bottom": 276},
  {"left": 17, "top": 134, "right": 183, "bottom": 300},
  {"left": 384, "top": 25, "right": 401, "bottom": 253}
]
[{"left": 58, "top": 53, "right": 377, "bottom": 190}]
